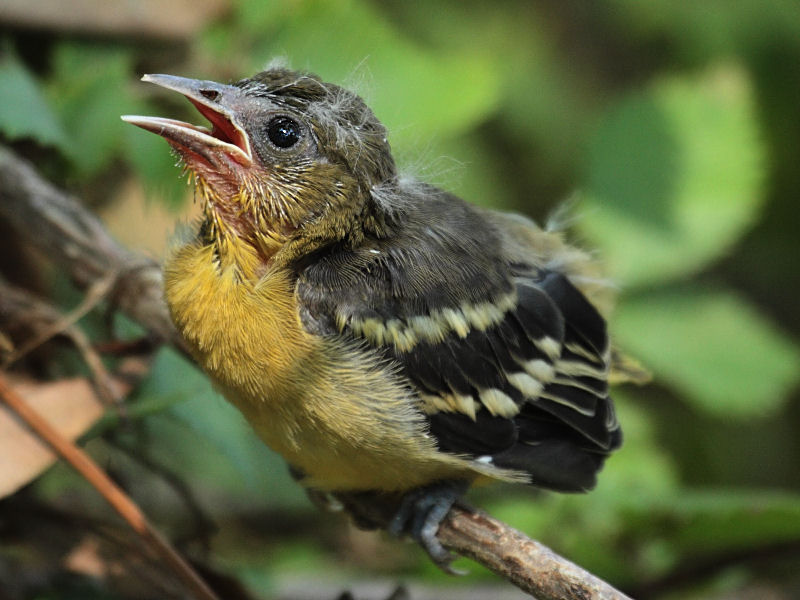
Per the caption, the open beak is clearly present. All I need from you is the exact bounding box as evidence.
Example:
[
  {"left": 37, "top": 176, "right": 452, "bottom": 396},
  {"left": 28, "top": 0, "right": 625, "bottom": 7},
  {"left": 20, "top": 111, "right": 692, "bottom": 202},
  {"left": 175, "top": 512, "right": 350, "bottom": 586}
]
[{"left": 122, "top": 74, "right": 252, "bottom": 167}]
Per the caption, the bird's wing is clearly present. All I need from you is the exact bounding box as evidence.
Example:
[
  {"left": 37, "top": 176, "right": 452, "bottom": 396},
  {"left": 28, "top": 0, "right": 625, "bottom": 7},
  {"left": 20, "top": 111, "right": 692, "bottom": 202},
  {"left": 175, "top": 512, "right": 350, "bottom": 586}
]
[{"left": 296, "top": 195, "right": 620, "bottom": 491}]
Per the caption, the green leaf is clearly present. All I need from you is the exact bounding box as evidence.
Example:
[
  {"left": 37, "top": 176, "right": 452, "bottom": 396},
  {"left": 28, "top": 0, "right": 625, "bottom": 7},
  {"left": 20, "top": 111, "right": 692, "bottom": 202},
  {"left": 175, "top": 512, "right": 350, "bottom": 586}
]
[
  {"left": 580, "top": 63, "right": 765, "bottom": 287},
  {"left": 613, "top": 287, "right": 800, "bottom": 417},
  {"left": 45, "top": 42, "right": 133, "bottom": 176},
  {"left": 666, "top": 489, "right": 800, "bottom": 556},
  {"left": 621, "top": 488, "right": 800, "bottom": 564},
  {"left": 0, "top": 52, "right": 68, "bottom": 149},
  {"left": 348, "top": 1, "right": 597, "bottom": 175},
  {"left": 138, "top": 348, "right": 255, "bottom": 476},
  {"left": 136, "top": 348, "right": 302, "bottom": 507}
]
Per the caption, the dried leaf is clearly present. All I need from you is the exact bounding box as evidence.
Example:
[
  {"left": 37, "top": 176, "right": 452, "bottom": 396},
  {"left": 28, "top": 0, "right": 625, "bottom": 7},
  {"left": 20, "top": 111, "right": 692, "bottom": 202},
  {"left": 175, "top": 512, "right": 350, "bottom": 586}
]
[{"left": 0, "top": 377, "right": 104, "bottom": 498}]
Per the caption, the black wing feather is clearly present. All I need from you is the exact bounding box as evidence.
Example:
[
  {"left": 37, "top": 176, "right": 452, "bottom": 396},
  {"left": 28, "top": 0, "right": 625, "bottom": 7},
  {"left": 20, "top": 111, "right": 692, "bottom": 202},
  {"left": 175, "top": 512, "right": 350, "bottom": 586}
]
[
  {"left": 296, "top": 192, "right": 620, "bottom": 492},
  {"left": 513, "top": 280, "right": 566, "bottom": 343},
  {"left": 428, "top": 410, "right": 517, "bottom": 456},
  {"left": 539, "top": 271, "right": 607, "bottom": 355}
]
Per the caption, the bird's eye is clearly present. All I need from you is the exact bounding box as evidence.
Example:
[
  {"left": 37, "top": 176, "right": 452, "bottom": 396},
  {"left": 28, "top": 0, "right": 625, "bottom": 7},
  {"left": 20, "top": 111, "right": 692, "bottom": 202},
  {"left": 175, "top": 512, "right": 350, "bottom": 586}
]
[{"left": 267, "top": 116, "right": 302, "bottom": 149}]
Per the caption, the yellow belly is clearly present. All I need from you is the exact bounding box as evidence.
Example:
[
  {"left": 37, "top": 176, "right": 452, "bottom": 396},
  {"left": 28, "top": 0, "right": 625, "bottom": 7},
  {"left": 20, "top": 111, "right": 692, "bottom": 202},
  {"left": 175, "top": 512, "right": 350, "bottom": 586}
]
[{"left": 163, "top": 240, "right": 478, "bottom": 491}]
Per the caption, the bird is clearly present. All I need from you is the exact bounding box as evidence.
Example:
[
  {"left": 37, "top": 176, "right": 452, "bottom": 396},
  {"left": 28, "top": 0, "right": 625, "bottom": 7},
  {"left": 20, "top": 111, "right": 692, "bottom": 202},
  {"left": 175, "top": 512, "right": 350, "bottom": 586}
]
[{"left": 122, "top": 67, "right": 623, "bottom": 570}]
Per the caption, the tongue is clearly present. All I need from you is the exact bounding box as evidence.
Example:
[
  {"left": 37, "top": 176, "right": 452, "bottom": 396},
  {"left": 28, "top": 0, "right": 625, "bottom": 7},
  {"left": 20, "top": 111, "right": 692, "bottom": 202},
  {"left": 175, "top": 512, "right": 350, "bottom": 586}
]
[{"left": 188, "top": 98, "right": 247, "bottom": 153}]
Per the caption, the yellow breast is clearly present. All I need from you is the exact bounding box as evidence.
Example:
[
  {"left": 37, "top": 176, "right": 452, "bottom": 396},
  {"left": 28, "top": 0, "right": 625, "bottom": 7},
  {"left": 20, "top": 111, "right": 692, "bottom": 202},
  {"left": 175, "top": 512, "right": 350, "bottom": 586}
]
[
  {"left": 164, "top": 241, "right": 310, "bottom": 399},
  {"left": 162, "top": 238, "right": 484, "bottom": 491}
]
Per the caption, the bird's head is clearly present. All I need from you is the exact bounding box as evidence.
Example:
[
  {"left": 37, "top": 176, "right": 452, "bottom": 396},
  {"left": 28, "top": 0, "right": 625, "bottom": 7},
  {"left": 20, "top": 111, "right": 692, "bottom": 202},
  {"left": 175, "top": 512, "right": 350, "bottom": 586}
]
[{"left": 123, "top": 68, "right": 396, "bottom": 262}]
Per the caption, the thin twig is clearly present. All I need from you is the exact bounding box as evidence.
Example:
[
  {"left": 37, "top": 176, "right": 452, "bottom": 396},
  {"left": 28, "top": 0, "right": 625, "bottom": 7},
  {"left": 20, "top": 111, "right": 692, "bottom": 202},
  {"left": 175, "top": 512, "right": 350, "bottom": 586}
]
[
  {"left": 4, "top": 272, "right": 117, "bottom": 366},
  {"left": 0, "top": 373, "right": 220, "bottom": 600},
  {"left": 0, "top": 278, "right": 123, "bottom": 406}
]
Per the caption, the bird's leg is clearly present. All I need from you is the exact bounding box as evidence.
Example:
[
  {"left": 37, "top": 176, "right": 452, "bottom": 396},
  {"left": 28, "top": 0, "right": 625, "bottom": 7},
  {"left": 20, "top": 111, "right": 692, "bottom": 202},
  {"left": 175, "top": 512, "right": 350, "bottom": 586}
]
[
  {"left": 388, "top": 480, "right": 471, "bottom": 573},
  {"left": 333, "top": 481, "right": 472, "bottom": 572}
]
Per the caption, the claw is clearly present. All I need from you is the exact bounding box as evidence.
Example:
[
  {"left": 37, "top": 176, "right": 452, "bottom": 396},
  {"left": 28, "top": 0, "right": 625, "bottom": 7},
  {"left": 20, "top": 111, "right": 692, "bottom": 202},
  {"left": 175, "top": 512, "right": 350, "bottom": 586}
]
[{"left": 389, "top": 480, "right": 470, "bottom": 574}]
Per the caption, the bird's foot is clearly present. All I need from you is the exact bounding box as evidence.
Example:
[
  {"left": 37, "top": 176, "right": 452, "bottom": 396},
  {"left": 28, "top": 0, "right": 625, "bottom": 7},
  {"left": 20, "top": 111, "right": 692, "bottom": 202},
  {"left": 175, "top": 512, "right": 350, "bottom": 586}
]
[{"left": 388, "top": 480, "right": 470, "bottom": 574}]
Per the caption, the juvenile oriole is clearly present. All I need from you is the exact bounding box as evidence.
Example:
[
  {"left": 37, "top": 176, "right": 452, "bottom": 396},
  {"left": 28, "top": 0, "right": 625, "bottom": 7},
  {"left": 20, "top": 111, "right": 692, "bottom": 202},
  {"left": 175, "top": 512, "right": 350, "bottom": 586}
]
[{"left": 123, "top": 68, "right": 622, "bottom": 569}]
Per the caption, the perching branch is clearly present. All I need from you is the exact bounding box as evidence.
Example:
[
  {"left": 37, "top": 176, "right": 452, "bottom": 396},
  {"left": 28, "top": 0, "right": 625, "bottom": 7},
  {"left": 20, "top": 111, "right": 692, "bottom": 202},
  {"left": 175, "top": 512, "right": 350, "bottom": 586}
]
[
  {"left": 336, "top": 493, "right": 631, "bottom": 600},
  {"left": 0, "top": 146, "right": 632, "bottom": 600},
  {"left": 439, "top": 506, "right": 632, "bottom": 600}
]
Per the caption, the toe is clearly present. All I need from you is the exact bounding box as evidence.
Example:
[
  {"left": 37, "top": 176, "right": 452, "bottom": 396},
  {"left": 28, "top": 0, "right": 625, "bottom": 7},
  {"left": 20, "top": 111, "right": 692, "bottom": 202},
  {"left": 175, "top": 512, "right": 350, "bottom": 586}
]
[{"left": 389, "top": 480, "right": 470, "bottom": 573}]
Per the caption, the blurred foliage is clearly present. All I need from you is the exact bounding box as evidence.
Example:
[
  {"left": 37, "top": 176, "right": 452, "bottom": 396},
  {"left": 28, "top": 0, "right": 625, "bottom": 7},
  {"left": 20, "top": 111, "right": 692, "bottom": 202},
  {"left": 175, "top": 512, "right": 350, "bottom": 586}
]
[{"left": 2, "top": 1, "right": 800, "bottom": 598}]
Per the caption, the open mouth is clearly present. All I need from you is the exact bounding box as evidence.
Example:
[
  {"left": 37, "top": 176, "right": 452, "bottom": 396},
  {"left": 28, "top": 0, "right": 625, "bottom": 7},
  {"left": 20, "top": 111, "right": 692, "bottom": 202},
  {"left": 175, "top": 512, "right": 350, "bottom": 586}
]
[{"left": 122, "top": 74, "right": 252, "bottom": 167}]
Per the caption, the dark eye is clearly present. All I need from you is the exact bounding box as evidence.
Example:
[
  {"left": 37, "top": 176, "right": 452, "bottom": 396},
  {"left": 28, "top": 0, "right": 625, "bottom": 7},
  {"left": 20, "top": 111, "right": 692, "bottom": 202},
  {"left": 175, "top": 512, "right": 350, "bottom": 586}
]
[{"left": 267, "top": 116, "right": 302, "bottom": 149}]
